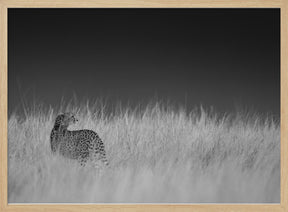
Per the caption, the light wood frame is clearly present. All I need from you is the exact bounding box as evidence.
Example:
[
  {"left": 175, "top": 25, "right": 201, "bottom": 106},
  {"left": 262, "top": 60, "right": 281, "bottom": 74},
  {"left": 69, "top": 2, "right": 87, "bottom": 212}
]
[{"left": 0, "top": 0, "right": 287, "bottom": 211}]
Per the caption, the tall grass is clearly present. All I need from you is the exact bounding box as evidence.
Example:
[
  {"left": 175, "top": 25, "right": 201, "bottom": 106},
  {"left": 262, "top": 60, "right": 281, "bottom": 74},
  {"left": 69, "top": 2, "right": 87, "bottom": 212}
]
[{"left": 8, "top": 102, "right": 280, "bottom": 203}]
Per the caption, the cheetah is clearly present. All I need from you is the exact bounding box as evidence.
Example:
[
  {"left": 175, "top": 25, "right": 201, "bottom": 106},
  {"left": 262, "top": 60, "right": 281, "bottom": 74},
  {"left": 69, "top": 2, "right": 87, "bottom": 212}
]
[{"left": 50, "top": 112, "right": 108, "bottom": 167}]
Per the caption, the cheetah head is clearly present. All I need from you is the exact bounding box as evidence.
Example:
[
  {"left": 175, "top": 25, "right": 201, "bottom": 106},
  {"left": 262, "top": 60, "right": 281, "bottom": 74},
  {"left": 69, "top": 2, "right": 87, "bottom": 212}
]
[{"left": 54, "top": 112, "right": 78, "bottom": 129}]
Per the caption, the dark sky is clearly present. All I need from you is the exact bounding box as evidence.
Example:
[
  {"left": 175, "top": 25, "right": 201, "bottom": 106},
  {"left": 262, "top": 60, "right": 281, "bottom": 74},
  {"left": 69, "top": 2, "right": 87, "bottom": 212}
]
[{"left": 8, "top": 9, "right": 280, "bottom": 117}]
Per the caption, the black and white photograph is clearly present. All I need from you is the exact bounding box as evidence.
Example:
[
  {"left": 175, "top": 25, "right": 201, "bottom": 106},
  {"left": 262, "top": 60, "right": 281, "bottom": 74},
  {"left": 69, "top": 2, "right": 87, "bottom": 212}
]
[{"left": 8, "top": 8, "right": 280, "bottom": 203}]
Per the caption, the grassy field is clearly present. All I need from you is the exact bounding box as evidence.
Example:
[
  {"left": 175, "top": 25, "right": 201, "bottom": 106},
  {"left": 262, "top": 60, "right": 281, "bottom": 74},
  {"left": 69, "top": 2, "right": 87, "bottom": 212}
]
[{"left": 8, "top": 102, "right": 280, "bottom": 203}]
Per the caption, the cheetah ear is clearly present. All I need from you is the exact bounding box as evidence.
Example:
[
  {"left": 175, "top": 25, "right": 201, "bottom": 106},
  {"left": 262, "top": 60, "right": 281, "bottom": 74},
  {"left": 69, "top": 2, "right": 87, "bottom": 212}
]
[{"left": 55, "top": 114, "right": 65, "bottom": 124}]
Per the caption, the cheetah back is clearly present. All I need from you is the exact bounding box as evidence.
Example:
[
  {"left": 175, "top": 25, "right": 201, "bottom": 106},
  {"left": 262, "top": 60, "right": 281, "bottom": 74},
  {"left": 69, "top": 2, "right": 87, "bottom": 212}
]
[{"left": 59, "top": 130, "right": 105, "bottom": 159}]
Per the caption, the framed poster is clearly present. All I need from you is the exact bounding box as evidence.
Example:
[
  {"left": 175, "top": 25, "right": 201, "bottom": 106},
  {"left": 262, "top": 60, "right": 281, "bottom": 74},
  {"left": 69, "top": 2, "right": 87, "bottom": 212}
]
[{"left": 0, "top": 0, "right": 287, "bottom": 211}]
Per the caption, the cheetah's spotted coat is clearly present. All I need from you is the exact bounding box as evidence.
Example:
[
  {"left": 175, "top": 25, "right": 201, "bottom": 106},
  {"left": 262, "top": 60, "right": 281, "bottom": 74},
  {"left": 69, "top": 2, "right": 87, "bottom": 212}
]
[{"left": 50, "top": 112, "right": 108, "bottom": 167}]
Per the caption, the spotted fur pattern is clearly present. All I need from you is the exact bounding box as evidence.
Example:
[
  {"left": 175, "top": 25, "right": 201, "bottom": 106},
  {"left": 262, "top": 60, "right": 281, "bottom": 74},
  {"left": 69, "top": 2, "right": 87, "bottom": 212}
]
[{"left": 50, "top": 112, "right": 108, "bottom": 167}]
